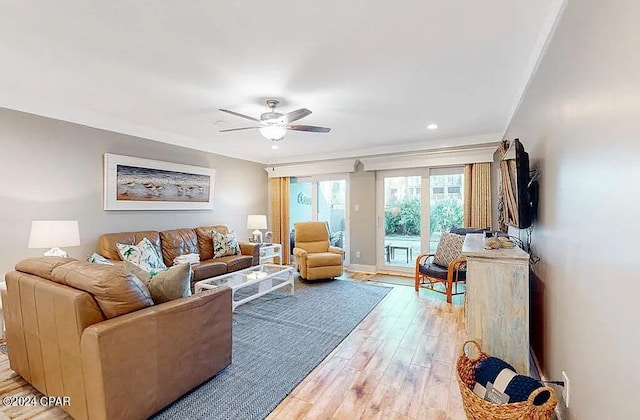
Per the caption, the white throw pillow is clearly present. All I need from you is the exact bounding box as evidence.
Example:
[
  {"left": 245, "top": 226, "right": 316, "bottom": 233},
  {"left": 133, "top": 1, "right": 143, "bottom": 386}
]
[
  {"left": 116, "top": 237, "right": 167, "bottom": 273},
  {"left": 211, "top": 231, "right": 240, "bottom": 258}
]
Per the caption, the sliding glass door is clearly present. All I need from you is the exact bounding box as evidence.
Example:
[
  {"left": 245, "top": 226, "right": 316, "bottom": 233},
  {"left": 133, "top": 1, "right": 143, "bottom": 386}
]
[{"left": 376, "top": 168, "right": 464, "bottom": 274}]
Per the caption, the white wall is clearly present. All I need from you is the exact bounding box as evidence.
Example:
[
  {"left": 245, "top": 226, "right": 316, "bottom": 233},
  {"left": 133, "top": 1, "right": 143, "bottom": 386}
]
[
  {"left": 0, "top": 108, "right": 267, "bottom": 277},
  {"left": 505, "top": 0, "right": 640, "bottom": 418}
]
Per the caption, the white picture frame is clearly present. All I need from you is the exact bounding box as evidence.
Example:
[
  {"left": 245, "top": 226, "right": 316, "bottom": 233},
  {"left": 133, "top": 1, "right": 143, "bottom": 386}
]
[{"left": 104, "top": 153, "right": 216, "bottom": 211}]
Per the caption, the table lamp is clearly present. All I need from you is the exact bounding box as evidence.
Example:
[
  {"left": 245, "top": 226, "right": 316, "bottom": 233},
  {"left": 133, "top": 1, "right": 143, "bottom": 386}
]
[
  {"left": 28, "top": 220, "right": 80, "bottom": 258},
  {"left": 246, "top": 215, "right": 267, "bottom": 243}
]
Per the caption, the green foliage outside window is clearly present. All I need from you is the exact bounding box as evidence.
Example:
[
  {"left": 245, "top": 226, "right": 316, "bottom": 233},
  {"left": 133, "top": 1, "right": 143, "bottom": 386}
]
[
  {"left": 385, "top": 198, "right": 463, "bottom": 236},
  {"left": 430, "top": 198, "right": 463, "bottom": 233}
]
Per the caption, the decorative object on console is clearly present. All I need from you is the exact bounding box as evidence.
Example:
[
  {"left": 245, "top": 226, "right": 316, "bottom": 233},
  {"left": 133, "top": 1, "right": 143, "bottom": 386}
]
[
  {"left": 264, "top": 230, "right": 273, "bottom": 244},
  {"left": 212, "top": 230, "right": 241, "bottom": 258},
  {"left": 104, "top": 153, "right": 216, "bottom": 211},
  {"left": 484, "top": 237, "right": 516, "bottom": 250},
  {"left": 28, "top": 220, "right": 80, "bottom": 258},
  {"left": 247, "top": 214, "right": 268, "bottom": 243}
]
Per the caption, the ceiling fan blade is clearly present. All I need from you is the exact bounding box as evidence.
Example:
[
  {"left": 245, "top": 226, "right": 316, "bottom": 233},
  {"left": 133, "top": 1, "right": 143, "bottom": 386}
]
[
  {"left": 280, "top": 108, "right": 312, "bottom": 123},
  {"left": 219, "top": 127, "right": 259, "bottom": 132},
  {"left": 219, "top": 109, "right": 260, "bottom": 122},
  {"left": 287, "top": 125, "right": 331, "bottom": 133}
]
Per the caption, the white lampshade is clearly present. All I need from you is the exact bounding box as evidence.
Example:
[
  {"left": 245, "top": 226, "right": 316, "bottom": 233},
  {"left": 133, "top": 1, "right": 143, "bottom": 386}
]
[
  {"left": 28, "top": 220, "right": 80, "bottom": 249},
  {"left": 246, "top": 215, "right": 268, "bottom": 230}
]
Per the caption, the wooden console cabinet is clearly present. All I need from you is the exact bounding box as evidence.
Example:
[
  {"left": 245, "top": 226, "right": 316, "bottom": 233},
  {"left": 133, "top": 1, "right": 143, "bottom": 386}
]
[{"left": 462, "top": 233, "right": 530, "bottom": 374}]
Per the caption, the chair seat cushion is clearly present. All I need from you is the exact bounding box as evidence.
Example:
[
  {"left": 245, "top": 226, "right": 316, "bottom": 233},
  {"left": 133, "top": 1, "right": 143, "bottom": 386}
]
[
  {"left": 419, "top": 263, "right": 466, "bottom": 281},
  {"left": 306, "top": 252, "right": 342, "bottom": 268}
]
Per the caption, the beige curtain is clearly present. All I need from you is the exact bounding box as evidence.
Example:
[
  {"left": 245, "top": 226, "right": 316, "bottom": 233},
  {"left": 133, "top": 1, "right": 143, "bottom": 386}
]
[
  {"left": 463, "top": 163, "right": 492, "bottom": 228},
  {"left": 269, "top": 177, "right": 290, "bottom": 264}
]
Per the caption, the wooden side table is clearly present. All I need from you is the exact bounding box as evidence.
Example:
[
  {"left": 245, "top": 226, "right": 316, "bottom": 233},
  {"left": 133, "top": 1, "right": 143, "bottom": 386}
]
[{"left": 259, "top": 243, "right": 282, "bottom": 265}]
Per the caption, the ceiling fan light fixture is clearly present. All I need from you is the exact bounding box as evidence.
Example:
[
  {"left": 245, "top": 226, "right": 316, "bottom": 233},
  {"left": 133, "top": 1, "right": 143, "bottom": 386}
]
[
  {"left": 271, "top": 143, "right": 280, "bottom": 150},
  {"left": 260, "top": 125, "right": 287, "bottom": 141}
]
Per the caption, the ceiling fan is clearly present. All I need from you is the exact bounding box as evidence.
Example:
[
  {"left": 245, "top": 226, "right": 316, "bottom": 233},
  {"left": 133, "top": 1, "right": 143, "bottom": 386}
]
[{"left": 219, "top": 100, "right": 331, "bottom": 145}]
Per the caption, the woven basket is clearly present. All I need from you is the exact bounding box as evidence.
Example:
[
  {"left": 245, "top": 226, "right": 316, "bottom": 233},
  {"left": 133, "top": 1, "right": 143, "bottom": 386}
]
[{"left": 456, "top": 340, "right": 557, "bottom": 420}]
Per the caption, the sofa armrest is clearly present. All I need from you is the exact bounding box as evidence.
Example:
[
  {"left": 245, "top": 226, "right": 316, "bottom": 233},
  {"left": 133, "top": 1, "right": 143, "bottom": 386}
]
[
  {"left": 81, "top": 287, "right": 232, "bottom": 420},
  {"left": 239, "top": 242, "right": 260, "bottom": 266},
  {"left": 328, "top": 246, "right": 344, "bottom": 256}
]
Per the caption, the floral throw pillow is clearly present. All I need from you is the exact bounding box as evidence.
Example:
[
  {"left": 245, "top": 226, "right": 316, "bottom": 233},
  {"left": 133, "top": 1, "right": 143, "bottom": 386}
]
[
  {"left": 212, "top": 231, "right": 241, "bottom": 258},
  {"left": 116, "top": 237, "right": 167, "bottom": 273},
  {"left": 86, "top": 252, "right": 113, "bottom": 265}
]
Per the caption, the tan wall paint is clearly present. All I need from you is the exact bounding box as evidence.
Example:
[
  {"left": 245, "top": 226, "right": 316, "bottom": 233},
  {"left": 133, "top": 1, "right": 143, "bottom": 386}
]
[
  {"left": 348, "top": 164, "right": 377, "bottom": 266},
  {"left": 0, "top": 108, "right": 267, "bottom": 277},
  {"left": 505, "top": 0, "right": 639, "bottom": 418}
]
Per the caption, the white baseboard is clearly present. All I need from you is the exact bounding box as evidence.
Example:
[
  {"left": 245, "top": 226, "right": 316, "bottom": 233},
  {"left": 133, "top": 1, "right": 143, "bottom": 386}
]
[
  {"left": 532, "top": 348, "right": 565, "bottom": 420},
  {"left": 346, "top": 264, "right": 377, "bottom": 274}
]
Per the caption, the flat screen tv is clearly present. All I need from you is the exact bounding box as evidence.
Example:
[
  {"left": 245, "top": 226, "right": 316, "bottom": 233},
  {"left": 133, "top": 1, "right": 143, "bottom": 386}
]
[{"left": 501, "top": 139, "right": 538, "bottom": 229}]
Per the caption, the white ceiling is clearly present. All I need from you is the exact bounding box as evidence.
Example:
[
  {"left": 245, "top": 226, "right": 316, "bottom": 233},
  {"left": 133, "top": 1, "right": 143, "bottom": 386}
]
[{"left": 0, "top": 1, "right": 561, "bottom": 164}]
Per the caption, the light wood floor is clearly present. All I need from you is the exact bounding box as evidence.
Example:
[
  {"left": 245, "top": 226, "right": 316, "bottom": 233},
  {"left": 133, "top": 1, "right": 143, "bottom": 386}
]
[
  {"left": 267, "top": 273, "right": 467, "bottom": 420},
  {"left": 0, "top": 274, "right": 466, "bottom": 420}
]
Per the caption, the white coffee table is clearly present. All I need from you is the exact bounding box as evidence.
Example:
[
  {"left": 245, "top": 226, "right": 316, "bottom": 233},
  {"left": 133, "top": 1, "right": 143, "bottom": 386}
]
[{"left": 194, "top": 264, "right": 295, "bottom": 311}]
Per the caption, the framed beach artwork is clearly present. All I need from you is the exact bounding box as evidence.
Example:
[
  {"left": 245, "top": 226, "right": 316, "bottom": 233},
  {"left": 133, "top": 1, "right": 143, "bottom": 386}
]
[{"left": 104, "top": 153, "right": 216, "bottom": 210}]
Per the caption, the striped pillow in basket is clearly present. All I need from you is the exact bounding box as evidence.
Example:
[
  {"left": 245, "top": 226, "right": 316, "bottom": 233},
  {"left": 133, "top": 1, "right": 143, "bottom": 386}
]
[{"left": 472, "top": 357, "right": 550, "bottom": 405}]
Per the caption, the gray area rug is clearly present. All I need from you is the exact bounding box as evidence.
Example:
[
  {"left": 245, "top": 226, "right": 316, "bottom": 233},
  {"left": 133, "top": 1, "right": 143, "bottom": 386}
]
[{"left": 153, "top": 279, "right": 391, "bottom": 420}]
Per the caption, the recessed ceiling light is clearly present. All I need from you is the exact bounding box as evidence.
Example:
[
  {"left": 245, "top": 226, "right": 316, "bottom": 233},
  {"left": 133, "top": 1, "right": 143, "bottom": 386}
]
[
  {"left": 427, "top": 123, "right": 438, "bottom": 130},
  {"left": 271, "top": 144, "right": 279, "bottom": 150}
]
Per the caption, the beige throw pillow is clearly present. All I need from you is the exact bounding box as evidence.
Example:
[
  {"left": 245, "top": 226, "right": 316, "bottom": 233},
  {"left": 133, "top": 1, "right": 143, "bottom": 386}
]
[
  {"left": 433, "top": 232, "right": 466, "bottom": 268},
  {"left": 125, "top": 261, "right": 192, "bottom": 304}
]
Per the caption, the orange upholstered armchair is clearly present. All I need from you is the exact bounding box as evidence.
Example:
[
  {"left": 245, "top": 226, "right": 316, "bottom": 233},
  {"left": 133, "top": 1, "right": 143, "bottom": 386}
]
[{"left": 293, "top": 222, "right": 344, "bottom": 281}]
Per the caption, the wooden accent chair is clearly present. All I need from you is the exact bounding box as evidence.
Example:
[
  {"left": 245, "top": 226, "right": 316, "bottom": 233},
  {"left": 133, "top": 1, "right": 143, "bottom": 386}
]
[
  {"left": 414, "top": 229, "right": 480, "bottom": 303},
  {"left": 414, "top": 253, "right": 466, "bottom": 303}
]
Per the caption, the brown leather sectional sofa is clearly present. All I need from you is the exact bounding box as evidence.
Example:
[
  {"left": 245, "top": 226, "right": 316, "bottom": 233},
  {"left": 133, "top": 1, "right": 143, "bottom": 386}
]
[
  {"left": 2, "top": 257, "right": 232, "bottom": 420},
  {"left": 97, "top": 224, "right": 261, "bottom": 287}
]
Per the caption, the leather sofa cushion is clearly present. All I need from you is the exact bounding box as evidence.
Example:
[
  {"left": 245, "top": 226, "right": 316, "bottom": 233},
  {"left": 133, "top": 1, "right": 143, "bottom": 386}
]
[
  {"left": 15, "top": 256, "right": 76, "bottom": 280},
  {"left": 192, "top": 260, "right": 227, "bottom": 281},
  {"left": 306, "top": 252, "right": 342, "bottom": 268},
  {"left": 419, "top": 263, "right": 467, "bottom": 281},
  {"left": 194, "top": 225, "right": 230, "bottom": 261},
  {"left": 214, "top": 255, "right": 253, "bottom": 272},
  {"left": 160, "top": 228, "right": 199, "bottom": 267},
  {"left": 51, "top": 261, "right": 154, "bottom": 319},
  {"left": 98, "top": 231, "right": 161, "bottom": 261}
]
